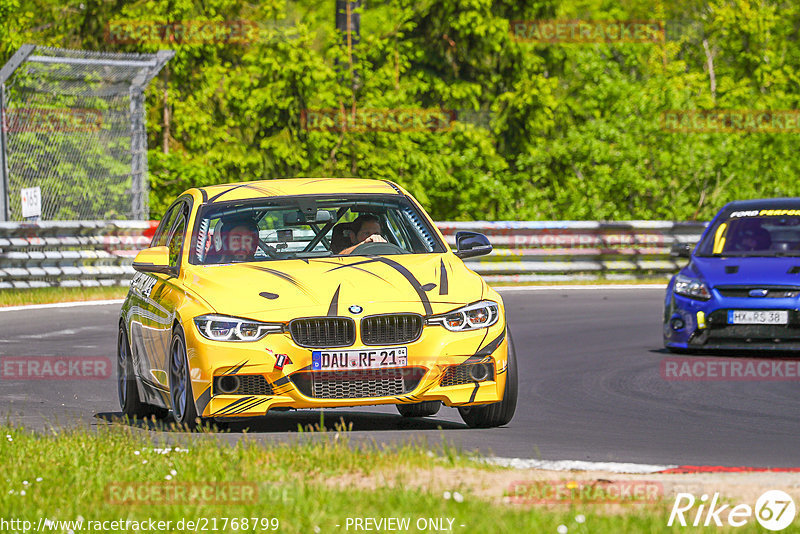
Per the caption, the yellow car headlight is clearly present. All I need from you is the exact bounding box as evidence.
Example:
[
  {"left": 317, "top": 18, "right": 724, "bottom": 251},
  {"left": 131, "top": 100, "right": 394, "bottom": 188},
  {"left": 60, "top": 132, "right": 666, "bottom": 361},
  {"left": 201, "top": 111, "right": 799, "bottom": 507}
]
[
  {"left": 193, "top": 314, "right": 284, "bottom": 342},
  {"left": 427, "top": 300, "right": 500, "bottom": 332}
]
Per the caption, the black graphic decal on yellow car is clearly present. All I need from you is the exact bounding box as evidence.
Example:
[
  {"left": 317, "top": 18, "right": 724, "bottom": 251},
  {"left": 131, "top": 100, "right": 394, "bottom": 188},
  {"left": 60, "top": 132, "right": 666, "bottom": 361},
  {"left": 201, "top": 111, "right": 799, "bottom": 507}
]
[
  {"left": 212, "top": 396, "right": 267, "bottom": 416},
  {"left": 475, "top": 330, "right": 506, "bottom": 357},
  {"left": 196, "top": 387, "right": 212, "bottom": 414},
  {"left": 319, "top": 259, "right": 391, "bottom": 283},
  {"left": 222, "top": 360, "right": 249, "bottom": 375},
  {"left": 244, "top": 265, "right": 316, "bottom": 299},
  {"left": 468, "top": 382, "right": 480, "bottom": 403},
  {"left": 206, "top": 183, "right": 277, "bottom": 203},
  {"left": 439, "top": 259, "right": 449, "bottom": 295},
  {"left": 329, "top": 257, "right": 433, "bottom": 315},
  {"left": 328, "top": 285, "right": 341, "bottom": 316}
]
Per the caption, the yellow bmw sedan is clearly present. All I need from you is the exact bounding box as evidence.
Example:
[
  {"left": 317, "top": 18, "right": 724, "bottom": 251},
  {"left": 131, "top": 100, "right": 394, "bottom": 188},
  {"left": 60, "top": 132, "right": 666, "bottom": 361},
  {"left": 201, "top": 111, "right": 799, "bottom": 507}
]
[{"left": 118, "top": 178, "right": 517, "bottom": 428}]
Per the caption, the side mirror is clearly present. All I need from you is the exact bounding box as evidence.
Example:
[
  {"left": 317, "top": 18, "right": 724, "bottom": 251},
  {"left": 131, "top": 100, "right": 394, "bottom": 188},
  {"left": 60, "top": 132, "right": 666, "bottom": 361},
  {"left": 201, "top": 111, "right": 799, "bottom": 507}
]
[
  {"left": 670, "top": 242, "right": 693, "bottom": 259},
  {"left": 132, "top": 246, "right": 175, "bottom": 275},
  {"left": 454, "top": 231, "right": 493, "bottom": 259}
]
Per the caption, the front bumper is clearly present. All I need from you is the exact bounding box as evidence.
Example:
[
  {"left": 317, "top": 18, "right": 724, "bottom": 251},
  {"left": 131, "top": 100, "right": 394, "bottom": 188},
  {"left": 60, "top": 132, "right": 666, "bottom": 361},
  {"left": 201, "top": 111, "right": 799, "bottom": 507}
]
[
  {"left": 664, "top": 293, "right": 800, "bottom": 350},
  {"left": 183, "top": 320, "right": 509, "bottom": 418}
]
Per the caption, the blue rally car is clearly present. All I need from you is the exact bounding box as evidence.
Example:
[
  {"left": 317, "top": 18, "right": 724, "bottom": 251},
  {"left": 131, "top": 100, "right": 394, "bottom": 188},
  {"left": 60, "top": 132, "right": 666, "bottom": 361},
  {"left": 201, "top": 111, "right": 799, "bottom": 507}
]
[{"left": 664, "top": 198, "right": 800, "bottom": 352}]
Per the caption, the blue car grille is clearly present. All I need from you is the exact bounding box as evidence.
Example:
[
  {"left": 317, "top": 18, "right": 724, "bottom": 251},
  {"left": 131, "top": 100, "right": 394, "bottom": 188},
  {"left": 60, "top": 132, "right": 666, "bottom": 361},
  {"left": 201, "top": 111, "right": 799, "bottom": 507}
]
[{"left": 715, "top": 285, "right": 800, "bottom": 298}]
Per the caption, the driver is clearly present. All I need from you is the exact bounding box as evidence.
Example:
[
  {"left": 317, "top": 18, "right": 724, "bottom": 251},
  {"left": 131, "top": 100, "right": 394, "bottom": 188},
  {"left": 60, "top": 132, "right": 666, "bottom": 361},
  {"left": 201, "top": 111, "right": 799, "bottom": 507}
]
[
  {"left": 210, "top": 216, "right": 259, "bottom": 263},
  {"left": 339, "top": 214, "right": 387, "bottom": 255},
  {"left": 730, "top": 218, "right": 771, "bottom": 251}
]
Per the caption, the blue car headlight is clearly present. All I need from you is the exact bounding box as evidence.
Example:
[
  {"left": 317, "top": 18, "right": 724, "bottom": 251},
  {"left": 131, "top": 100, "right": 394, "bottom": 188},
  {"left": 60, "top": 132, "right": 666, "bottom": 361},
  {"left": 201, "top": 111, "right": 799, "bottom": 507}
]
[
  {"left": 673, "top": 274, "right": 711, "bottom": 301},
  {"left": 427, "top": 300, "right": 500, "bottom": 331},
  {"left": 194, "top": 314, "right": 284, "bottom": 342}
]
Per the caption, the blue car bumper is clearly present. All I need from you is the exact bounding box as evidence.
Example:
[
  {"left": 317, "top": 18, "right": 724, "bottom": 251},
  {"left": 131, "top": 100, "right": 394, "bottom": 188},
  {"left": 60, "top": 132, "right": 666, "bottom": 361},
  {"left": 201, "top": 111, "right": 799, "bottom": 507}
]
[{"left": 664, "top": 290, "right": 800, "bottom": 351}]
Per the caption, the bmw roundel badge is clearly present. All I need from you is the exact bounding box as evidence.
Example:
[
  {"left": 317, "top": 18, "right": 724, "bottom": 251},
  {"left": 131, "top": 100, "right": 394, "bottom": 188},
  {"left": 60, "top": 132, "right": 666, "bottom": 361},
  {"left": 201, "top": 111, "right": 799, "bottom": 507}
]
[{"left": 348, "top": 305, "right": 363, "bottom": 314}]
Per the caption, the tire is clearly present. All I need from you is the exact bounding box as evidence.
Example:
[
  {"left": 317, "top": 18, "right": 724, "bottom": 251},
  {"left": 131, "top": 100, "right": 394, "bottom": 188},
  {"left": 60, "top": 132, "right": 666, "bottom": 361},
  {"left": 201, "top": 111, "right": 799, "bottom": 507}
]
[
  {"left": 458, "top": 328, "right": 518, "bottom": 428},
  {"left": 396, "top": 401, "right": 441, "bottom": 417},
  {"left": 118, "top": 324, "right": 168, "bottom": 420},
  {"left": 168, "top": 325, "right": 200, "bottom": 429},
  {"left": 666, "top": 346, "right": 691, "bottom": 354}
]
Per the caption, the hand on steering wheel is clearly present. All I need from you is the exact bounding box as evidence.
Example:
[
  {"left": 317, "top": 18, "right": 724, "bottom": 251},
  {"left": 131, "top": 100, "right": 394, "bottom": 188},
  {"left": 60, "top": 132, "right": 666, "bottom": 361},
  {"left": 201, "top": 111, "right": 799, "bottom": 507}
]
[{"left": 363, "top": 234, "right": 387, "bottom": 244}]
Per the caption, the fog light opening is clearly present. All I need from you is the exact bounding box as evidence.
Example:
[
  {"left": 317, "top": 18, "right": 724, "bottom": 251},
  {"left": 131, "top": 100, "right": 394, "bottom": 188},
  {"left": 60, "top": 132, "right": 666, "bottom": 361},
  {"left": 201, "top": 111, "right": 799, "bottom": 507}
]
[
  {"left": 670, "top": 317, "right": 685, "bottom": 331},
  {"left": 217, "top": 375, "right": 241, "bottom": 394},
  {"left": 469, "top": 363, "right": 490, "bottom": 382}
]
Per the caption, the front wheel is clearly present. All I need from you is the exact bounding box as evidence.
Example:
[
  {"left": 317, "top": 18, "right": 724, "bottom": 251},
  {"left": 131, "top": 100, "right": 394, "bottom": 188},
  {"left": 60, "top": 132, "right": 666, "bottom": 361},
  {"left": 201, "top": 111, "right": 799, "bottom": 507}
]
[
  {"left": 458, "top": 329, "right": 518, "bottom": 428},
  {"left": 118, "top": 324, "right": 168, "bottom": 420},
  {"left": 396, "top": 401, "right": 441, "bottom": 417},
  {"left": 169, "top": 325, "right": 200, "bottom": 429}
]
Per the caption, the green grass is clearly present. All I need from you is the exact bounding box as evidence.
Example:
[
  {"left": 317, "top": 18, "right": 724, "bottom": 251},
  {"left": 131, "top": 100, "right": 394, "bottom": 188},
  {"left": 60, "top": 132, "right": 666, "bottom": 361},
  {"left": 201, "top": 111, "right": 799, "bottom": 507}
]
[
  {"left": 0, "top": 286, "right": 129, "bottom": 307},
  {"left": 0, "top": 424, "right": 760, "bottom": 533}
]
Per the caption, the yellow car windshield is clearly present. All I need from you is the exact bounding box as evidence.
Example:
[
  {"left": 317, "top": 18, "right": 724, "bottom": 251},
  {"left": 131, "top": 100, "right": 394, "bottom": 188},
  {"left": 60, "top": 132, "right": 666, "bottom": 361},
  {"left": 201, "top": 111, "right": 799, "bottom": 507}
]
[{"left": 191, "top": 195, "right": 445, "bottom": 264}]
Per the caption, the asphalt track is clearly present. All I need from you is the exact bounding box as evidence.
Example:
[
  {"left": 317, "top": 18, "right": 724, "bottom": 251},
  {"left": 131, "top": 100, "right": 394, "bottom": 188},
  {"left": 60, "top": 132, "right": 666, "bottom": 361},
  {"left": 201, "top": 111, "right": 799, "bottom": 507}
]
[{"left": 1, "top": 287, "right": 799, "bottom": 467}]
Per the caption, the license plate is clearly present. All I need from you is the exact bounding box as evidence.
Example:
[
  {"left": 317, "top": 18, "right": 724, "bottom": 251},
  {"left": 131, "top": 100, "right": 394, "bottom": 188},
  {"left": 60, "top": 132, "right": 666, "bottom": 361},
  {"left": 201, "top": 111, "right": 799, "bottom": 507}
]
[
  {"left": 727, "top": 310, "right": 789, "bottom": 325},
  {"left": 311, "top": 347, "right": 408, "bottom": 371}
]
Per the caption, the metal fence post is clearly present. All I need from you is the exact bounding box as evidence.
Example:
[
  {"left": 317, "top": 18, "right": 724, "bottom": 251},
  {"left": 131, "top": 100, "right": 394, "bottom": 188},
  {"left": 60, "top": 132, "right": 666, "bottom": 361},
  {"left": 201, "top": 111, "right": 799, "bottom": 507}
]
[{"left": 0, "top": 83, "right": 9, "bottom": 221}]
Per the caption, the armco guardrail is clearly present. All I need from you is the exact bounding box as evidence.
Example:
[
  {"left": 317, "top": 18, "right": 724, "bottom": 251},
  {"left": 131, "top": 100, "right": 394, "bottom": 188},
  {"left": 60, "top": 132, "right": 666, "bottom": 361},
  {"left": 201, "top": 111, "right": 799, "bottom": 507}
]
[
  {"left": 0, "top": 220, "right": 707, "bottom": 289},
  {"left": 437, "top": 221, "right": 708, "bottom": 283},
  {"left": 0, "top": 221, "right": 156, "bottom": 289}
]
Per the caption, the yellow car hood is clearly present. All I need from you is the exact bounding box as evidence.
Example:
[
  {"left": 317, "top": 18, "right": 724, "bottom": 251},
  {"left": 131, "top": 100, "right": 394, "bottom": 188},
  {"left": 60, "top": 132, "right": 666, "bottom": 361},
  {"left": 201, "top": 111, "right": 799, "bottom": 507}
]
[{"left": 183, "top": 254, "right": 490, "bottom": 320}]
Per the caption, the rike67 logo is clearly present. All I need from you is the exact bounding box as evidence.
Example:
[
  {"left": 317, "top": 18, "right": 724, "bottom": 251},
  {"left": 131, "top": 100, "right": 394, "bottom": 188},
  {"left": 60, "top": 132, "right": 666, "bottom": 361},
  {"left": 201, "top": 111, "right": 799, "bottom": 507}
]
[{"left": 668, "top": 490, "right": 796, "bottom": 531}]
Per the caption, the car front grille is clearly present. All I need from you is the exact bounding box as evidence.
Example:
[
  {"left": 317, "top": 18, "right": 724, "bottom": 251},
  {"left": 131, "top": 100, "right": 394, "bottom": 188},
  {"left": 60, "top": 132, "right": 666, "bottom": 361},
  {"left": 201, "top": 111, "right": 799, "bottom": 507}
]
[
  {"left": 715, "top": 286, "right": 800, "bottom": 298},
  {"left": 440, "top": 362, "right": 495, "bottom": 387},
  {"left": 213, "top": 374, "right": 274, "bottom": 396},
  {"left": 289, "top": 317, "right": 355, "bottom": 348},
  {"left": 290, "top": 368, "right": 426, "bottom": 399},
  {"left": 361, "top": 314, "right": 423, "bottom": 345}
]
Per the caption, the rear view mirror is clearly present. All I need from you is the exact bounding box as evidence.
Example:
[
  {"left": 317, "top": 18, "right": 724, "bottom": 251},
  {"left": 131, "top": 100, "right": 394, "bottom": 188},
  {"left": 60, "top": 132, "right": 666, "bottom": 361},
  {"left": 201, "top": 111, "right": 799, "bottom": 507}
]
[
  {"left": 454, "top": 231, "right": 493, "bottom": 259},
  {"left": 283, "top": 209, "right": 333, "bottom": 226},
  {"left": 670, "top": 242, "right": 693, "bottom": 259}
]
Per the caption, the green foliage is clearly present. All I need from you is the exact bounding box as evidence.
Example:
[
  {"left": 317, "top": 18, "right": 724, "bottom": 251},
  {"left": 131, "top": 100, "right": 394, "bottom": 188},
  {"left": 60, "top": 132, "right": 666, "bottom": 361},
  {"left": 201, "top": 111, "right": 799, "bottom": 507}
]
[{"left": 4, "top": 0, "right": 800, "bottom": 221}]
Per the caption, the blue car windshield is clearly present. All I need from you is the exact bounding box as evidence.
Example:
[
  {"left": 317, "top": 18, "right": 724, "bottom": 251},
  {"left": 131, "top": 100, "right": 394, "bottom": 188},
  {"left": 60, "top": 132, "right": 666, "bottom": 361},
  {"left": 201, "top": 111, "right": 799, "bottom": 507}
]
[
  {"left": 190, "top": 195, "right": 446, "bottom": 264},
  {"left": 696, "top": 209, "right": 800, "bottom": 257}
]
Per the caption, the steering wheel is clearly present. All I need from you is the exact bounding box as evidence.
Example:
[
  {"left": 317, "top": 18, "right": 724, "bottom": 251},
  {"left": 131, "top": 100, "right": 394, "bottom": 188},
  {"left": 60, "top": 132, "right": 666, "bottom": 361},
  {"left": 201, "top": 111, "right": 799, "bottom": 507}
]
[{"left": 351, "top": 241, "right": 408, "bottom": 255}]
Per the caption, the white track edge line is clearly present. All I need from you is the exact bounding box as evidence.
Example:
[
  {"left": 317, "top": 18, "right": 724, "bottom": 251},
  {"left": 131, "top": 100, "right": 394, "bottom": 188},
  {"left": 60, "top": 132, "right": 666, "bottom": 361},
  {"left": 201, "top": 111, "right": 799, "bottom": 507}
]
[
  {"left": 0, "top": 299, "right": 125, "bottom": 313},
  {"left": 483, "top": 457, "right": 677, "bottom": 474}
]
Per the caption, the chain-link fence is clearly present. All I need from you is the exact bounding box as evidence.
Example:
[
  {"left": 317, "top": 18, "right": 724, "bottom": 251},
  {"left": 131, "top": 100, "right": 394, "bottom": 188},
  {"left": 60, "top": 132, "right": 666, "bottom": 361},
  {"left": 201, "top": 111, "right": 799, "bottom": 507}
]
[{"left": 0, "top": 45, "right": 172, "bottom": 221}]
